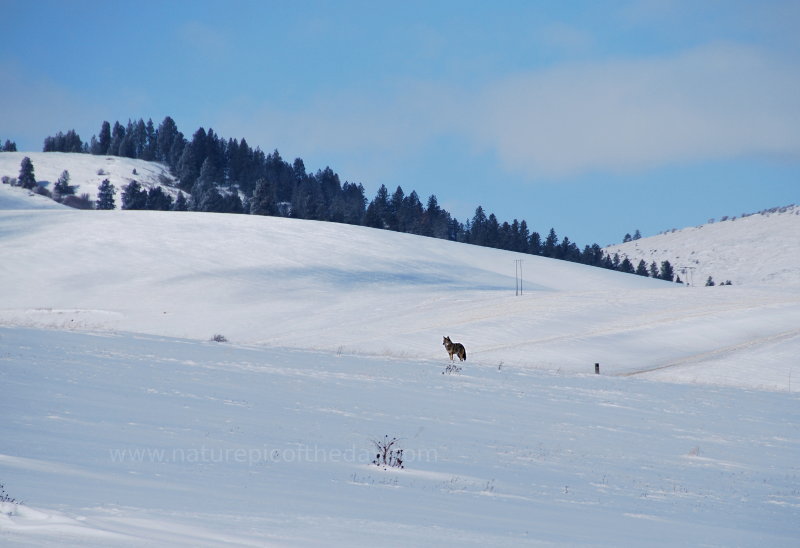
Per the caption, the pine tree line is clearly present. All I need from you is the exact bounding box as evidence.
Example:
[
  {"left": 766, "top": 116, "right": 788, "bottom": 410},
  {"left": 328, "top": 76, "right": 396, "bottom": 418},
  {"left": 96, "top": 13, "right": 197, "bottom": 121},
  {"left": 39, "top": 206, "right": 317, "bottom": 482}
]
[{"left": 34, "top": 118, "right": 682, "bottom": 281}]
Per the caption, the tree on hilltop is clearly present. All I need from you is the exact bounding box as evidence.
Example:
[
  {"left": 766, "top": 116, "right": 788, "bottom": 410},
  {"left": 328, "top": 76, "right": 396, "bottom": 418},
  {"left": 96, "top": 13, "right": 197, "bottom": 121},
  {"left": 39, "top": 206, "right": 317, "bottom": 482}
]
[
  {"left": 659, "top": 260, "right": 675, "bottom": 282},
  {"left": 96, "top": 179, "right": 116, "bottom": 210},
  {"left": 146, "top": 186, "right": 173, "bottom": 211},
  {"left": 121, "top": 181, "right": 148, "bottom": 210},
  {"left": 18, "top": 157, "right": 36, "bottom": 189},
  {"left": 53, "top": 170, "right": 77, "bottom": 201}
]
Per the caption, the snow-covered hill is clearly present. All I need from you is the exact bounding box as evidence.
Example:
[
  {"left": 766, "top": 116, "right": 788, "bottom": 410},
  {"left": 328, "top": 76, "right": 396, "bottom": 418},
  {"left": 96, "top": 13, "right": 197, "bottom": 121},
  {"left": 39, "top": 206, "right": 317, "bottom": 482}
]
[
  {"left": 0, "top": 180, "right": 68, "bottom": 210},
  {"left": 606, "top": 205, "right": 800, "bottom": 286},
  {"left": 1, "top": 178, "right": 799, "bottom": 545},
  {"left": 0, "top": 152, "right": 179, "bottom": 208},
  {"left": 2, "top": 208, "right": 798, "bottom": 388}
]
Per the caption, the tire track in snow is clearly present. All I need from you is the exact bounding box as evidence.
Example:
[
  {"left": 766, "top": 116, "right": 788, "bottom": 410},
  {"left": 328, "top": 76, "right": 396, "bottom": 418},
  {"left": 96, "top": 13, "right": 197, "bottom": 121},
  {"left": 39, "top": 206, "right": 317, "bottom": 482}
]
[
  {"left": 466, "top": 297, "right": 799, "bottom": 358},
  {"left": 618, "top": 329, "right": 800, "bottom": 377}
]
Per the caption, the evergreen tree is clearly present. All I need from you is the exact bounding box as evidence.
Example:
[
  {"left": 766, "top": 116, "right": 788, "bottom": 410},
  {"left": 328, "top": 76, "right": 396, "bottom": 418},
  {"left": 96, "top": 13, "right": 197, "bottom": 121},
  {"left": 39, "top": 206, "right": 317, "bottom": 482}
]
[
  {"left": 121, "top": 181, "right": 148, "bottom": 209},
  {"left": 485, "top": 213, "right": 500, "bottom": 248},
  {"left": 189, "top": 179, "right": 225, "bottom": 212},
  {"left": 2, "top": 139, "right": 17, "bottom": 151},
  {"left": 96, "top": 179, "right": 116, "bottom": 209},
  {"left": 222, "top": 191, "right": 244, "bottom": 214},
  {"left": 633, "top": 229, "right": 642, "bottom": 240},
  {"left": 108, "top": 121, "right": 125, "bottom": 156},
  {"left": 143, "top": 118, "right": 157, "bottom": 161},
  {"left": 96, "top": 121, "right": 111, "bottom": 155},
  {"left": 620, "top": 257, "right": 635, "bottom": 274},
  {"left": 705, "top": 276, "right": 715, "bottom": 287},
  {"left": 581, "top": 244, "right": 604, "bottom": 267},
  {"left": 145, "top": 186, "right": 173, "bottom": 210},
  {"left": 387, "top": 186, "right": 405, "bottom": 231},
  {"left": 198, "top": 157, "right": 222, "bottom": 186},
  {"left": 317, "top": 166, "right": 342, "bottom": 220},
  {"left": 187, "top": 127, "right": 209, "bottom": 174},
  {"left": 364, "top": 184, "right": 390, "bottom": 229},
  {"left": 157, "top": 116, "right": 179, "bottom": 164},
  {"left": 399, "top": 190, "right": 424, "bottom": 234},
  {"left": 559, "top": 236, "right": 581, "bottom": 262},
  {"left": 18, "top": 156, "right": 36, "bottom": 189},
  {"left": 449, "top": 217, "right": 465, "bottom": 242},
  {"left": 176, "top": 144, "right": 200, "bottom": 191},
  {"left": 172, "top": 191, "right": 189, "bottom": 211},
  {"left": 168, "top": 134, "right": 187, "bottom": 173},
  {"left": 117, "top": 133, "right": 136, "bottom": 158},
  {"left": 43, "top": 130, "right": 84, "bottom": 153},
  {"left": 423, "top": 194, "right": 450, "bottom": 239},
  {"left": 543, "top": 228, "right": 559, "bottom": 258},
  {"left": 649, "top": 261, "right": 659, "bottom": 278},
  {"left": 250, "top": 178, "right": 277, "bottom": 215},
  {"left": 517, "top": 220, "right": 531, "bottom": 253},
  {"left": 623, "top": 233, "right": 632, "bottom": 243},
  {"left": 470, "top": 206, "right": 488, "bottom": 245},
  {"left": 528, "top": 231, "right": 542, "bottom": 255},
  {"left": 53, "top": 170, "right": 77, "bottom": 201},
  {"left": 288, "top": 175, "right": 315, "bottom": 219},
  {"left": 132, "top": 118, "right": 147, "bottom": 158},
  {"left": 659, "top": 260, "right": 675, "bottom": 282},
  {"left": 340, "top": 181, "right": 366, "bottom": 225},
  {"left": 635, "top": 259, "right": 649, "bottom": 276}
]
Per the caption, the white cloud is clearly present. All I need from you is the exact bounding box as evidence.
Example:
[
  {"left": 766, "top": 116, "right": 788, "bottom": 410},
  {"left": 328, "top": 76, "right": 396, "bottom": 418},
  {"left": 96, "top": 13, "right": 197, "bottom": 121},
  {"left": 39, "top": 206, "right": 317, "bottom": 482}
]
[
  {"left": 470, "top": 43, "right": 800, "bottom": 178},
  {"left": 217, "top": 43, "right": 800, "bottom": 183}
]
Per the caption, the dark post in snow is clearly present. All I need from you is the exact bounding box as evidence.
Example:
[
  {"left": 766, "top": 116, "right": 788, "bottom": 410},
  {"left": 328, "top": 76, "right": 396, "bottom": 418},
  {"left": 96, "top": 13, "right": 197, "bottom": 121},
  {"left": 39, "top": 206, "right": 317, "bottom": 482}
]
[
  {"left": 595, "top": 363, "right": 600, "bottom": 374},
  {"left": 515, "top": 259, "right": 523, "bottom": 296}
]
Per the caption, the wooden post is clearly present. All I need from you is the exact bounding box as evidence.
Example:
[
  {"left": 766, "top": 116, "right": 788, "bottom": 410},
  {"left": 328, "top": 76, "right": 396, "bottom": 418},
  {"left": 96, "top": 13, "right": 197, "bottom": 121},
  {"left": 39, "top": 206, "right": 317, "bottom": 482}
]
[{"left": 595, "top": 363, "right": 600, "bottom": 374}]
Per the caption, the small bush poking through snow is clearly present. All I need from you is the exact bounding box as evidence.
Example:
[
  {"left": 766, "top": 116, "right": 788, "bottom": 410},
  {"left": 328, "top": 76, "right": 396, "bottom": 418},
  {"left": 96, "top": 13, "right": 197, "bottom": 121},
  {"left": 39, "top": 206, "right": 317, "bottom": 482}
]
[
  {"left": 372, "top": 435, "right": 404, "bottom": 469},
  {"left": 0, "top": 483, "right": 22, "bottom": 505},
  {"left": 443, "top": 362, "right": 462, "bottom": 375},
  {"left": 211, "top": 334, "right": 228, "bottom": 343}
]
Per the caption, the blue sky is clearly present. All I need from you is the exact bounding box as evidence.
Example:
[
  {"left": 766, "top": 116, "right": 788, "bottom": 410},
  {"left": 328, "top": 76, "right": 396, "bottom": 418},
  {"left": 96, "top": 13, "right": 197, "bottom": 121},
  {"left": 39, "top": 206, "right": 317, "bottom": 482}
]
[{"left": 2, "top": 0, "right": 798, "bottom": 246}]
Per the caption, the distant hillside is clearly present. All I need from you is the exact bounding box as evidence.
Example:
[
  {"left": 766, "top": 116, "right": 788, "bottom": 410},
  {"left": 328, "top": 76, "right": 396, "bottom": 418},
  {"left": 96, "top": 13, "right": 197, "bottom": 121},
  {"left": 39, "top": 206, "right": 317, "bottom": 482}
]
[
  {"left": 0, "top": 151, "right": 179, "bottom": 208},
  {"left": 606, "top": 205, "right": 800, "bottom": 286}
]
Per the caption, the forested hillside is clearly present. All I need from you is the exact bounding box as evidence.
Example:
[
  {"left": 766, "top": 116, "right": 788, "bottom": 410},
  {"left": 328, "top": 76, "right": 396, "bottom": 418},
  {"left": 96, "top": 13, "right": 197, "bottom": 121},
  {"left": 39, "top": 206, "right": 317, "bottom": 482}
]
[{"left": 2, "top": 118, "right": 682, "bottom": 280}]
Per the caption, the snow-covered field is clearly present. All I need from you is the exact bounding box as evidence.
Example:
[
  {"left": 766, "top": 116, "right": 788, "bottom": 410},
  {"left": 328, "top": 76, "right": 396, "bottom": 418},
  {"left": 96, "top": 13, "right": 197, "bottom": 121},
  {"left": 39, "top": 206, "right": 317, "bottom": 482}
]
[
  {"left": 1, "top": 171, "right": 799, "bottom": 545},
  {"left": 0, "top": 152, "right": 178, "bottom": 206}
]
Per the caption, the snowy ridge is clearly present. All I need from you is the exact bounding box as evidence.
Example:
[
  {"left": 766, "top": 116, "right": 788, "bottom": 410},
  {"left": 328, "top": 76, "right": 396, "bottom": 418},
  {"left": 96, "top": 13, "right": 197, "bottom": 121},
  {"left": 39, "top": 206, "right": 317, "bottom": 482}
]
[
  {"left": 2, "top": 208, "right": 798, "bottom": 388},
  {"left": 0, "top": 151, "right": 179, "bottom": 208},
  {"left": 606, "top": 205, "right": 800, "bottom": 286}
]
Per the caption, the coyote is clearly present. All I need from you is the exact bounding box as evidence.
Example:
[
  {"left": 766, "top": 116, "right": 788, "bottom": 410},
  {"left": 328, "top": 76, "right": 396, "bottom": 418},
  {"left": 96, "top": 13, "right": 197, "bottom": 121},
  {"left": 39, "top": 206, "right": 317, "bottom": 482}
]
[{"left": 442, "top": 336, "right": 467, "bottom": 362}]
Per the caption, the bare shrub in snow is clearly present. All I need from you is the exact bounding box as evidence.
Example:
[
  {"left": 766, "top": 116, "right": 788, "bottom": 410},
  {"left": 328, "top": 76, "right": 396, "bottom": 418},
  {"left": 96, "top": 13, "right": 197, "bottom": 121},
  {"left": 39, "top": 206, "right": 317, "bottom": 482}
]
[
  {"left": 372, "top": 435, "right": 404, "bottom": 469},
  {"left": 211, "top": 334, "right": 228, "bottom": 343},
  {"left": 0, "top": 483, "right": 22, "bottom": 505},
  {"left": 63, "top": 193, "right": 93, "bottom": 210}
]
